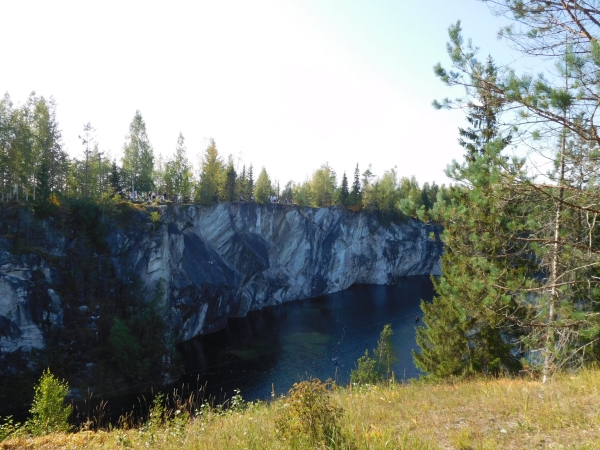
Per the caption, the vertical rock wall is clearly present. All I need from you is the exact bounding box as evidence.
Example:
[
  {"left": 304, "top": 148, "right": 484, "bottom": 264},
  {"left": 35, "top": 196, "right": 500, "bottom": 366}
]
[{"left": 108, "top": 203, "right": 442, "bottom": 341}]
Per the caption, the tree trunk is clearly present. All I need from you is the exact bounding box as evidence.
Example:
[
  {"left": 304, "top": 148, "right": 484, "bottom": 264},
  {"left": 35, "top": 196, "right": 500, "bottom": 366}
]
[{"left": 543, "top": 131, "right": 566, "bottom": 383}]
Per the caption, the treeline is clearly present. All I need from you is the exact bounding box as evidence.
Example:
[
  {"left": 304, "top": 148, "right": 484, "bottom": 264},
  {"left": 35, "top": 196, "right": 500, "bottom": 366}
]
[{"left": 0, "top": 93, "right": 447, "bottom": 220}]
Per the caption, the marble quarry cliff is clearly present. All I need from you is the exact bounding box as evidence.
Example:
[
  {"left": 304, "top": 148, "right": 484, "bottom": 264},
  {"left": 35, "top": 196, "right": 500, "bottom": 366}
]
[{"left": 0, "top": 202, "right": 442, "bottom": 355}]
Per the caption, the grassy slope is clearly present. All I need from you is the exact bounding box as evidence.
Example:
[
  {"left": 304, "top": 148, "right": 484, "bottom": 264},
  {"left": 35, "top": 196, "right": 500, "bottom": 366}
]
[{"left": 2, "top": 369, "right": 600, "bottom": 449}]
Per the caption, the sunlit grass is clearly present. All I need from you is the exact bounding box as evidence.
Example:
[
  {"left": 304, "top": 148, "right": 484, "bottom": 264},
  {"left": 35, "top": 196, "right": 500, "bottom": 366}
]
[{"left": 2, "top": 369, "right": 600, "bottom": 449}]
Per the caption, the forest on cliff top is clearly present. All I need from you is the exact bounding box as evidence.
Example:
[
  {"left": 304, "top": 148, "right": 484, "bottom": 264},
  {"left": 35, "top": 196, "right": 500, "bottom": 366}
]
[{"left": 0, "top": 92, "right": 448, "bottom": 224}]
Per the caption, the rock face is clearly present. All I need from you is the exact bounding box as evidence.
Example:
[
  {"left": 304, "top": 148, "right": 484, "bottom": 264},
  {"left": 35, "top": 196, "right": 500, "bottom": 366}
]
[
  {"left": 0, "top": 221, "right": 64, "bottom": 356},
  {"left": 0, "top": 203, "right": 442, "bottom": 354},
  {"left": 108, "top": 203, "right": 442, "bottom": 341}
]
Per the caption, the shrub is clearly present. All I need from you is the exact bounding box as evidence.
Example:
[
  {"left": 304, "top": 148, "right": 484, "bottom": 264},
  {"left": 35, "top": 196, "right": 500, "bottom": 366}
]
[
  {"left": 149, "top": 211, "right": 161, "bottom": 223},
  {"left": 27, "top": 368, "right": 72, "bottom": 435},
  {"left": 350, "top": 349, "right": 379, "bottom": 385},
  {"left": 0, "top": 416, "right": 22, "bottom": 442},
  {"left": 275, "top": 378, "right": 343, "bottom": 445}
]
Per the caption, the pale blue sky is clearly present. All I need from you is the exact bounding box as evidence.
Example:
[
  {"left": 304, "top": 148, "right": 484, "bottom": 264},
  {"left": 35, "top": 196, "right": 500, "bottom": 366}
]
[{"left": 1, "top": 0, "right": 521, "bottom": 186}]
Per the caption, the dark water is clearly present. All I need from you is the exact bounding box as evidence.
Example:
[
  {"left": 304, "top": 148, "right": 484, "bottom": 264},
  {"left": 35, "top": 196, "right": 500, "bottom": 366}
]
[
  {"left": 3, "top": 277, "right": 433, "bottom": 425},
  {"left": 177, "top": 276, "right": 434, "bottom": 401}
]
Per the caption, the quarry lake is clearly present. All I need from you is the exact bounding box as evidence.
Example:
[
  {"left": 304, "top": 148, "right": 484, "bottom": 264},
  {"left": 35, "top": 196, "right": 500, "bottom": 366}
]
[{"left": 177, "top": 275, "right": 435, "bottom": 401}]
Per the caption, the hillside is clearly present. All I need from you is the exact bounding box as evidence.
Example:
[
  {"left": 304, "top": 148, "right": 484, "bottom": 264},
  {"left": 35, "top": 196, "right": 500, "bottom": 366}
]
[{"left": 2, "top": 369, "right": 599, "bottom": 449}]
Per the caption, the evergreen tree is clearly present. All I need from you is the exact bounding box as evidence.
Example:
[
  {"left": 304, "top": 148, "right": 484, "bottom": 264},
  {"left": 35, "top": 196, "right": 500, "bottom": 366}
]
[
  {"left": 361, "top": 165, "right": 375, "bottom": 209},
  {"left": 455, "top": 56, "right": 510, "bottom": 161},
  {"left": 223, "top": 155, "right": 237, "bottom": 203},
  {"left": 349, "top": 163, "right": 361, "bottom": 208},
  {"left": 419, "top": 13, "right": 600, "bottom": 381},
  {"left": 339, "top": 171, "right": 349, "bottom": 206},
  {"left": 109, "top": 160, "right": 122, "bottom": 195},
  {"left": 414, "top": 140, "right": 527, "bottom": 379}
]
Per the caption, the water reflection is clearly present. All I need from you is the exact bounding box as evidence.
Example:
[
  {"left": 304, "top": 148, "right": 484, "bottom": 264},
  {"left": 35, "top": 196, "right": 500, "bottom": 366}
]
[{"left": 177, "top": 276, "right": 435, "bottom": 401}]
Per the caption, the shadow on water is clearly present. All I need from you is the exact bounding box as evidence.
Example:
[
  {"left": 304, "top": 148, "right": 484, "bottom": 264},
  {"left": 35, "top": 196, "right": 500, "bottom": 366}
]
[{"left": 177, "top": 275, "right": 434, "bottom": 400}]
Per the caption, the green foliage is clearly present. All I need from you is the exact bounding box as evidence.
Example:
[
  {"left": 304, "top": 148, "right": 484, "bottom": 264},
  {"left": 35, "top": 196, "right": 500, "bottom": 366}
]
[
  {"left": 147, "top": 392, "right": 167, "bottom": 428},
  {"left": 99, "top": 278, "right": 174, "bottom": 386},
  {"left": 414, "top": 141, "right": 525, "bottom": 380},
  {"left": 107, "top": 318, "right": 145, "bottom": 375},
  {"left": 275, "top": 378, "right": 343, "bottom": 446},
  {"left": 149, "top": 211, "right": 161, "bottom": 223},
  {"left": 338, "top": 171, "right": 349, "bottom": 206},
  {"left": 351, "top": 324, "right": 398, "bottom": 384},
  {"left": 0, "top": 416, "right": 23, "bottom": 442},
  {"left": 163, "top": 133, "right": 193, "bottom": 201},
  {"left": 309, "top": 163, "right": 336, "bottom": 207},
  {"left": 26, "top": 368, "right": 72, "bottom": 436},
  {"left": 227, "top": 388, "right": 247, "bottom": 413},
  {"left": 374, "top": 323, "right": 398, "bottom": 380},
  {"left": 350, "top": 349, "right": 379, "bottom": 385},
  {"left": 196, "top": 138, "right": 223, "bottom": 205},
  {"left": 122, "top": 110, "right": 154, "bottom": 195},
  {"left": 253, "top": 167, "right": 272, "bottom": 204},
  {"left": 220, "top": 155, "right": 237, "bottom": 203},
  {"left": 424, "top": 6, "right": 600, "bottom": 381}
]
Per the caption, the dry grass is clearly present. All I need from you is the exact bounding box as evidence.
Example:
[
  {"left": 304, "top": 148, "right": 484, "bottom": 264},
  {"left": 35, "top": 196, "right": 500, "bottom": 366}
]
[{"left": 2, "top": 369, "right": 600, "bottom": 449}]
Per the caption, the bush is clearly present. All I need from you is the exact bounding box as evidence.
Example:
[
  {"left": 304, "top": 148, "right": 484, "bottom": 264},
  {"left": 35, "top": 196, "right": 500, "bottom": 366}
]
[
  {"left": 350, "top": 349, "right": 379, "bottom": 385},
  {"left": 0, "top": 416, "right": 22, "bottom": 442},
  {"left": 275, "top": 378, "right": 343, "bottom": 445},
  {"left": 27, "top": 369, "right": 72, "bottom": 435},
  {"left": 149, "top": 211, "right": 161, "bottom": 223}
]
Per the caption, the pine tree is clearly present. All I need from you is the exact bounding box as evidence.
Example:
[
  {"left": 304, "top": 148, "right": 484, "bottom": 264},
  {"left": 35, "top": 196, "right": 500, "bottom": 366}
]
[
  {"left": 415, "top": 36, "right": 525, "bottom": 378},
  {"left": 349, "top": 163, "right": 361, "bottom": 208},
  {"left": 414, "top": 140, "right": 527, "bottom": 379},
  {"left": 339, "top": 172, "right": 349, "bottom": 206},
  {"left": 456, "top": 56, "right": 510, "bottom": 161},
  {"left": 109, "top": 160, "right": 122, "bottom": 195},
  {"left": 419, "top": 14, "right": 600, "bottom": 380},
  {"left": 223, "top": 156, "right": 237, "bottom": 203}
]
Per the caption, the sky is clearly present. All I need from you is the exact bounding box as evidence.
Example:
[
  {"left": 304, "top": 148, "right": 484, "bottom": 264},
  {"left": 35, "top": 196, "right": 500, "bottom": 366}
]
[{"left": 0, "top": 0, "right": 522, "bottom": 186}]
